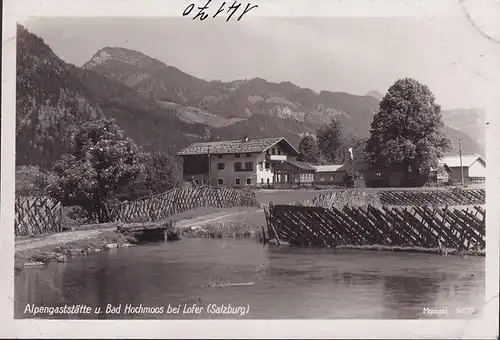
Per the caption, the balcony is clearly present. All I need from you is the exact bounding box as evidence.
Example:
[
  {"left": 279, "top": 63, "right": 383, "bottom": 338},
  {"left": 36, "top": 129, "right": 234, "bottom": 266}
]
[
  {"left": 266, "top": 154, "right": 287, "bottom": 161},
  {"left": 234, "top": 168, "right": 253, "bottom": 172}
]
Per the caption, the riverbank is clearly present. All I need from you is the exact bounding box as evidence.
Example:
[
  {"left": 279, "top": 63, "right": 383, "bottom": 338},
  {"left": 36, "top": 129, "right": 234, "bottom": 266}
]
[
  {"left": 14, "top": 202, "right": 485, "bottom": 273},
  {"left": 15, "top": 207, "right": 264, "bottom": 272},
  {"left": 334, "top": 244, "right": 485, "bottom": 256},
  {"left": 15, "top": 230, "right": 137, "bottom": 272}
]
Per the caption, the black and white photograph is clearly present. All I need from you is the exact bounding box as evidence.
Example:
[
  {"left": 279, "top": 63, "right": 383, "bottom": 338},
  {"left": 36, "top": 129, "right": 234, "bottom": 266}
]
[{"left": 1, "top": 0, "right": 499, "bottom": 338}]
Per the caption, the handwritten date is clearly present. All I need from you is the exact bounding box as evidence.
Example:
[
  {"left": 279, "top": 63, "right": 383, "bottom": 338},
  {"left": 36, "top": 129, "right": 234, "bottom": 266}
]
[{"left": 183, "top": 0, "right": 258, "bottom": 21}]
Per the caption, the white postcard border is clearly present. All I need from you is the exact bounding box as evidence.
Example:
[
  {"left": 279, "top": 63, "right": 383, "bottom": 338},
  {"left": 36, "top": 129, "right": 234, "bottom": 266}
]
[{"left": 2, "top": 0, "right": 499, "bottom": 338}]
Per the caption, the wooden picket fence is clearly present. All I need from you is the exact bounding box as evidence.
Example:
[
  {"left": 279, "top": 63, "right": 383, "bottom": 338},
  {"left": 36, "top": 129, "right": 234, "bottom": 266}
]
[
  {"left": 264, "top": 203, "right": 485, "bottom": 250},
  {"left": 15, "top": 196, "right": 63, "bottom": 236},
  {"left": 110, "top": 185, "right": 258, "bottom": 223}
]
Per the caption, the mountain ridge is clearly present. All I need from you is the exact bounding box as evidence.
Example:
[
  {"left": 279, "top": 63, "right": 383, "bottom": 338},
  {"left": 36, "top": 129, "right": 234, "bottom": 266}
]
[
  {"left": 16, "top": 25, "right": 485, "bottom": 172},
  {"left": 83, "top": 46, "right": 484, "bottom": 155}
]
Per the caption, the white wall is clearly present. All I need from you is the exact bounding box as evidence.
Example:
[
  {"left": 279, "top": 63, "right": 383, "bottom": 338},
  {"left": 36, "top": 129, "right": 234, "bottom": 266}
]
[
  {"left": 255, "top": 153, "right": 275, "bottom": 185},
  {"left": 468, "top": 159, "right": 486, "bottom": 178},
  {"left": 210, "top": 153, "right": 257, "bottom": 187},
  {"left": 206, "top": 142, "right": 296, "bottom": 187}
]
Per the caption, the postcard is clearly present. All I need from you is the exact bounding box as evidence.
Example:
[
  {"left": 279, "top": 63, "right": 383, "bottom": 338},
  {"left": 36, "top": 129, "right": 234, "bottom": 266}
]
[{"left": 1, "top": 0, "right": 499, "bottom": 338}]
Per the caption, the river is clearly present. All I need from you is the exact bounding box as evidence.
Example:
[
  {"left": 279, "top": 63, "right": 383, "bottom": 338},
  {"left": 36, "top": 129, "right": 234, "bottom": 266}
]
[{"left": 14, "top": 238, "right": 484, "bottom": 319}]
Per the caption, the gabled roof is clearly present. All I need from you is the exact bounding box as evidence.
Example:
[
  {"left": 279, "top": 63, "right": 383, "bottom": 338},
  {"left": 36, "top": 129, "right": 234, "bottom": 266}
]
[
  {"left": 430, "top": 163, "right": 452, "bottom": 172},
  {"left": 313, "top": 164, "right": 344, "bottom": 172},
  {"left": 439, "top": 154, "right": 485, "bottom": 168},
  {"left": 276, "top": 160, "right": 316, "bottom": 171},
  {"left": 176, "top": 137, "right": 298, "bottom": 156},
  {"left": 313, "top": 162, "right": 370, "bottom": 173}
]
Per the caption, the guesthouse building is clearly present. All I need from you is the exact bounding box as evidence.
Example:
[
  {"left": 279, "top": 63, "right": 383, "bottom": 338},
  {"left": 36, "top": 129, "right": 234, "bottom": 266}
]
[{"left": 176, "top": 137, "right": 299, "bottom": 187}]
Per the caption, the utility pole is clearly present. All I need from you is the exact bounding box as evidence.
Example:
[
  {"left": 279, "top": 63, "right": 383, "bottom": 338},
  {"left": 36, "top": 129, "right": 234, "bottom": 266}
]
[
  {"left": 459, "top": 138, "right": 464, "bottom": 187},
  {"left": 208, "top": 145, "right": 212, "bottom": 187}
]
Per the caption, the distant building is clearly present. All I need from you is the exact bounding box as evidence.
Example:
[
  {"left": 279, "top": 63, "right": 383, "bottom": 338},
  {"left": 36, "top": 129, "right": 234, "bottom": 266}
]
[
  {"left": 274, "top": 160, "right": 316, "bottom": 187},
  {"left": 439, "top": 154, "right": 486, "bottom": 184},
  {"left": 428, "top": 163, "right": 453, "bottom": 186},
  {"left": 176, "top": 137, "right": 299, "bottom": 187},
  {"left": 313, "top": 163, "right": 370, "bottom": 185}
]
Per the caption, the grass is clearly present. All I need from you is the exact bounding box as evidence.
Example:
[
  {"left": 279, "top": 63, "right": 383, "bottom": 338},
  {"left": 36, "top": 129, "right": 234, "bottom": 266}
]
[
  {"left": 181, "top": 220, "right": 262, "bottom": 239},
  {"left": 334, "top": 244, "right": 485, "bottom": 256},
  {"left": 312, "top": 190, "right": 381, "bottom": 209}
]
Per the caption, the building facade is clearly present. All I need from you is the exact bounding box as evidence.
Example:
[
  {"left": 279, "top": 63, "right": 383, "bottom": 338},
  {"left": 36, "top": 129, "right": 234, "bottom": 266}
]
[
  {"left": 177, "top": 137, "right": 299, "bottom": 187},
  {"left": 439, "top": 154, "right": 486, "bottom": 184},
  {"left": 274, "top": 160, "right": 316, "bottom": 187}
]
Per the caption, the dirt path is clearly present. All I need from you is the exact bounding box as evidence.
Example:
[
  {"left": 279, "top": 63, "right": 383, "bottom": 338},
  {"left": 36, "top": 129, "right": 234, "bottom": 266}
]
[{"left": 15, "top": 207, "right": 262, "bottom": 253}]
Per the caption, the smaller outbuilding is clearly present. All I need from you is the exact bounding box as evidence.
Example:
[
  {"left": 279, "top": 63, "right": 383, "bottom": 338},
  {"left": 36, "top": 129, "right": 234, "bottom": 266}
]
[
  {"left": 274, "top": 160, "right": 316, "bottom": 187},
  {"left": 439, "top": 154, "right": 486, "bottom": 185}
]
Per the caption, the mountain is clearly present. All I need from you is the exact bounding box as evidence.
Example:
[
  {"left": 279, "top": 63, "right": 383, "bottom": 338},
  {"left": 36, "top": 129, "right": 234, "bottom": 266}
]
[
  {"left": 83, "top": 47, "right": 484, "bottom": 155},
  {"left": 441, "top": 109, "right": 486, "bottom": 151},
  {"left": 16, "top": 25, "right": 207, "bottom": 169},
  {"left": 83, "top": 47, "right": 383, "bottom": 142},
  {"left": 17, "top": 26, "right": 484, "bottom": 171},
  {"left": 366, "top": 90, "right": 384, "bottom": 100}
]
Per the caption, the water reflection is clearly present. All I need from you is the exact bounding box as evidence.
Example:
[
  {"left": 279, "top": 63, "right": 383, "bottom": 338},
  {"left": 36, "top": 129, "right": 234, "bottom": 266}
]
[{"left": 15, "top": 239, "right": 484, "bottom": 319}]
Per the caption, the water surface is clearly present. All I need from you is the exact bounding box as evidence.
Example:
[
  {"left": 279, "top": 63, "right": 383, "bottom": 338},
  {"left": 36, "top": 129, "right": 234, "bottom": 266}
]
[{"left": 15, "top": 238, "right": 484, "bottom": 319}]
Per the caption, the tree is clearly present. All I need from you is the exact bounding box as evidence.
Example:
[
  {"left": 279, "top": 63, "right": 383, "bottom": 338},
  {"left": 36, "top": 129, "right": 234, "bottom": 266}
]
[
  {"left": 342, "top": 134, "right": 369, "bottom": 163},
  {"left": 316, "top": 118, "right": 343, "bottom": 163},
  {"left": 48, "top": 118, "right": 145, "bottom": 223},
  {"left": 145, "top": 152, "right": 182, "bottom": 194},
  {"left": 297, "top": 135, "right": 320, "bottom": 164},
  {"left": 366, "top": 78, "right": 451, "bottom": 182}
]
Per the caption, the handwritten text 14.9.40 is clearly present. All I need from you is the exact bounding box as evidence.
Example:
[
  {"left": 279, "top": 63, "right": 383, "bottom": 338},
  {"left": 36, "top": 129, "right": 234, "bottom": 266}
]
[{"left": 183, "top": 0, "right": 258, "bottom": 21}]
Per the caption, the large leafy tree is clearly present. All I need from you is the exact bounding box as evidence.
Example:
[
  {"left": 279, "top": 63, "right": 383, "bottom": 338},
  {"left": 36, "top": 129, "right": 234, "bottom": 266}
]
[
  {"left": 145, "top": 152, "right": 182, "bottom": 194},
  {"left": 48, "top": 118, "right": 145, "bottom": 222},
  {"left": 341, "top": 134, "right": 368, "bottom": 164},
  {"left": 366, "top": 78, "right": 451, "bottom": 179},
  {"left": 297, "top": 135, "right": 320, "bottom": 164},
  {"left": 316, "top": 118, "right": 343, "bottom": 163}
]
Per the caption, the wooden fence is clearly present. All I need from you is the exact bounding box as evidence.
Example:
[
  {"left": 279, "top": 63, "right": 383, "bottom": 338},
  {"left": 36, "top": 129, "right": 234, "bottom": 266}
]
[
  {"left": 265, "top": 203, "right": 485, "bottom": 250},
  {"left": 313, "top": 189, "right": 485, "bottom": 208},
  {"left": 15, "top": 196, "right": 63, "bottom": 236},
  {"left": 111, "top": 185, "right": 258, "bottom": 223},
  {"left": 468, "top": 177, "right": 486, "bottom": 185},
  {"left": 378, "top": 189, "right": 485, "bottom": 206}
]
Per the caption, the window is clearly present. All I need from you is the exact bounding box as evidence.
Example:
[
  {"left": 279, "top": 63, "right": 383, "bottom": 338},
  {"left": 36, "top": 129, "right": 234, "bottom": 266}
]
[
  {"left": 320, "top": 176, "right": 325, "bottom": 181},
  {"left": 278, "top": 149, "right": 281, "bottom": 155},
  {"left": 245, "top": 162, "right": 253, "bottom": 171},
  {"left": 265, "top": 162, "right": 270, "bottom": 169},
  {"left": 258, "top": 162, "right": 263, "bottom": 170},
  {"left": 217, "top": 163, "right": 225, "bottom": 170},
  {"left": 246, "top": 178, "right": 252, "bottom": 185},
  {"left": 218, "top": 178, "right": 224, "bottom": 185},
  {"left": 235, "top": 178, "right": 241, "bottom": 185},
  {"left": 217, "top": 155, "right": 223, "bottom": 159},
  {"left": 272, "top": 148, "right": 276, "bottom": 155},
  {"left": 246, "top": 153, "right": 251, "bottom": 157},
  {"left": 235, "top": 153, "right": 241, "bottom": 158},
  {"left": 376, "top": 172, "right": 382, "bottom": 177},
  {"left": 234, "top": 162, "right": 242, "bottom": 171},
  {"left": 261, "top": 178, "right": 264, "bottom": 184},
  {"left": 267, "top": 178, "right": 270, "bottom": 184}
]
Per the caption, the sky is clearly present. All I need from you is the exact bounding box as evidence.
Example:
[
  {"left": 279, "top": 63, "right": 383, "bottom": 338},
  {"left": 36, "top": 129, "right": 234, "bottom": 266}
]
[{"left": 23, "top": 13, "right": 500, "bottom": 111}]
